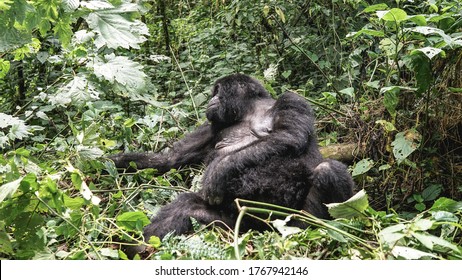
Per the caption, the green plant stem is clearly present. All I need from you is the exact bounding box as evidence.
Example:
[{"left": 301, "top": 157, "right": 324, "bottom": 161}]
[
  {"left": 170, "top": 46, "right": 200, "bottom": 121},
  {"left": 34, "top": 194, "right": 103, "bottom": 260},
  {"left": 233, "top": 199, "right": 376, "bottom": 259}
]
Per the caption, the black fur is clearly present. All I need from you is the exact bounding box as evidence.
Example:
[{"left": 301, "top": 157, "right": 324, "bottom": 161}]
[{"left": 110, "top": 74, "right": 354, "bottom": 248}]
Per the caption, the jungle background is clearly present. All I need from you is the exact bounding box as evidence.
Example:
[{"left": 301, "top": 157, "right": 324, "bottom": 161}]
[{"left": 0, "top": 0, "right": 461, "bottom": 260}]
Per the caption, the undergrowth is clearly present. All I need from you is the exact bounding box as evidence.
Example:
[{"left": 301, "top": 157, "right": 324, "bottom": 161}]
[{"left": 0, "top": 0, "right": 461, "bottom": 259}]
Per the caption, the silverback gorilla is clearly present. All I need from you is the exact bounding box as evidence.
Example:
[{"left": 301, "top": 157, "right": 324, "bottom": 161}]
[{"left": 110, "top": 74, "right": 354, "bottom": 249}]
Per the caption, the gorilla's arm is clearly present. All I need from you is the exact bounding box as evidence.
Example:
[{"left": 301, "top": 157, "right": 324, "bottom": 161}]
[
  {"left": 203, "top": 92, "right": 321, "bottom": 204},
  {"left": 109, "top": 122, "right": 216, "bottom": 173}
]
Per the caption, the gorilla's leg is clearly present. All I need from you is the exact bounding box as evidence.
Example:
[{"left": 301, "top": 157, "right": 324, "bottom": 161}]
[
  {"left": 143, "top": 192, "right": 232, "bottom": 239},
  {"left": 303, "top": 159, "right": 354, "bottom": 219},
  {"left": 124, "top": 192, "right": 232, "bottom": 258}
]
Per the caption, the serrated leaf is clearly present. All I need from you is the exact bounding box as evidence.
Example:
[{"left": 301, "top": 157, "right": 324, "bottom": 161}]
[
  {"left": 90, "top": 55, "right": 147, "bottom": 96},
  {"left": 85, "top": 5, "right": 149, "bottom": 50},
  {"left": 62, "top": 0, "right": 80, "bottom": 12},
  {"left": 391, "top": 129, "right": 422, "bottom": 164},
  {"left": 0, "top": 113, "right": 33, "bottom": 141},
  {"left": 50, "top": 75, "right": 100, "bottom": 106},
  {"left": 326, "top": 189, "right": 369, "bottom": 219},
  {"left": 81, "top": 1, "right": 114, "bottom": 10},
  {"left": 116, "top": 211, "right": 150, "bottom": 232},
  {"left": 53, "top": 19, "right": 73, "bottom": 47},
  {"left": 0, "top": 28, "right": 32, "bottom": 53}
]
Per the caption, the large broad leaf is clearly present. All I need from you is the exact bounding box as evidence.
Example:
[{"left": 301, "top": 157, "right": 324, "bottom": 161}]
[
  {"left": 391, "top": 129, "right": 422, "bottom": 164},
  {"left": 90, "top": 54, "right": 147, "bottom": 96},
  {"left": 430, "top": 197, "right": 462, "bottom": 212},
  {"left": 0, "top": 28, "right": 31, "bottom": 52},
  {"left": 326, "top": 189, "right": 369, "bottom": 219},
  {"left": 0, "top": 113, "right": 33, "bottom": 141},
  {"left": 49, "top": 75, "right": 100, "bottom": 106},
  {"left": 116, "top": 211, "right": 150, "bottom": 232},
  {"left": 412, "top": 232, "right": 460, "bottom": 253},
  {"left": 404, "top": 51, "right": 433, "bottom": 93},
  {"left": 0, "top": 178, "right": 23, "bottom": 203},
  {"left": 377, "top": 8, "right": 408, "bottom": 23},
  {"left": 85, "top": 3, "right": 149, "bottom": 50}
]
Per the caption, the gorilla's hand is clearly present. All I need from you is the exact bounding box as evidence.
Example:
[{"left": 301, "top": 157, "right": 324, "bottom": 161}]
[{"left": 201, "top": 156, "right": 233, "bottom": 205}]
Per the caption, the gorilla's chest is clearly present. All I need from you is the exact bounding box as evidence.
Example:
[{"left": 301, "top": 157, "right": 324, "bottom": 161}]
[{"left": 215, "top": 123, "right": 258, "bottom": 155}]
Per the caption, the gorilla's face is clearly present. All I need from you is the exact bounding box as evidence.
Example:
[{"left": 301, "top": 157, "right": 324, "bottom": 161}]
[{"left": 206, "top": 74, "right": 270, "bottom": 127}]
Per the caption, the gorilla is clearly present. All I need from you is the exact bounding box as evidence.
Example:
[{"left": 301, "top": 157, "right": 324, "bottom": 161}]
[{"left": 110, "top": 74, "right": 354, "bottom": 247}]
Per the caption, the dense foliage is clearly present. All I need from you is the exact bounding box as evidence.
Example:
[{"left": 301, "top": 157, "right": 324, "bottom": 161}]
[{"left": 0, "top": 0, "right": 461, "bottom": 260}]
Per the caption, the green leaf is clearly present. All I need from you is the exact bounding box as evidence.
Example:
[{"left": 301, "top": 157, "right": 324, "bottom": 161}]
[
  {"left": 421, "top": 184, "right": 442, "bottom": 201},
  {"left": 351, "top": 158, "right": 374, "bottom": 177},
  {"left": 412, "top": 232, "right": 460, "bottom": 253},
  {"left": 100, "top": 248, "right": 119, "bottom": 259},
  {"left": 408, "top": 15, "right": 427, "bottom": 26},
  {"left": 0, "top": 59, "right": 10, "bottom": 79},
  {"left": 148, "top": 236, "right": 162, "bottom": 248},
  {"left": 326, "top": 228, "right": 348, "bottom": 242},
  {"left": 116, "top": 211, "right": 150, "bottom": 232},
  {"left": 403, "top": 52, "right": 432, "bottom": 93},
  {"left": 0, "top": 113, "right": 37, "bottom": 143},
  {"left": 326, "top": 189, "right": 369, "bottom": 219},
  {"left": 378, "top": 8, "right": 408, "bottom": 23},
  {"left": 90, "top": 55, "right": 147, "bottom": 96},
  {"left": 382, "top": 87, "right": 399, "bottom": 118},
  {"left": 63, "top": 194, "right": 85, "bottom": 210},
  {"left": 50, "top": 75, "right": 100, "bottom": 106},
  {"left": 85, "top": 5, "right": 149, "bottom": 50},
  {"left": 412, "top": 47, "right": 443, "bottom": 60},
  {"left": 275, "top": 7, "right": 285, "bottom": 23},
  {"left": 339, "top": 87, "right": 354, "bottom": 98},
  {"left": 0, "top": 177, "right": 23, "bottom": 203},
  {"left": 363, "top": 4, "right": 389, "bottom": 13},
  {"left": 376, "top": 120, "right": 396, "bottom": 132},
  {"left": 391, "top": 129, "right": 422, "bottom": 164},
  {"left": 430, "top": 197, "right": 462, "bottom": 213},
  {"left": 379, "top": 224, "right": 406, "bottom": 245},
  {"left": 76, "top": 145, "right": 104, "bottom": 160},
  {"left": 391, "top": 246, "right": 437, "bottom": 260},
  {"left": 413, "top": 219, "right": 433, "bottom": 231},
  {"left": 53, "top": 18, "right": 73, "bottom": 47}
]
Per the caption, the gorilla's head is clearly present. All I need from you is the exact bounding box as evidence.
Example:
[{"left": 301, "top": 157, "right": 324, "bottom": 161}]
[{"left": 206, "top": 74, "right": 270, "bottom": 127}]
